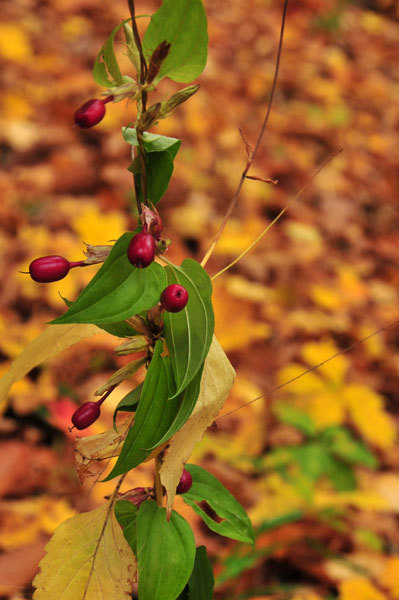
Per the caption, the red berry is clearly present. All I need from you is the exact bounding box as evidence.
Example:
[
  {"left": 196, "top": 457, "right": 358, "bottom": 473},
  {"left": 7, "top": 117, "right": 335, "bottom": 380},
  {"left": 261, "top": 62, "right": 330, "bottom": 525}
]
[
  {"left": 74, "top": 96, "right": 112, "bottom": 129},
  {"left": 160, "top": 284, "right": 189, "bottom": 313},
  {"left": 29, "top": 255, "right": 71, "bottom": 283},
  {"left": 71, "top": 402, "right": 101, "bottom": 430},
  {"left": 127, "top": 232, "right": 156, "bottom": 268},
  {"left": 176, "top": 469, "right": 192, "bottom": 494}
]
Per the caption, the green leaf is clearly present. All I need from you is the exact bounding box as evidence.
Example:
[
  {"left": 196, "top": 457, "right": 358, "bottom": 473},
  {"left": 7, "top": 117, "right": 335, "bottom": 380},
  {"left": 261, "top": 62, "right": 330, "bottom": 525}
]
[
  {"left": 105, "top": 340, "right": 176, "bottom": 478},
  {"left": 274, "top": 403, "right": 317, "bottom": 437},
  {"left": 137, "top": 500, "right": 195, "bottom": 600},
  {"left": 321, "top": 426, "right": 378, "bottom": 468},
  {"left": 325, "top": 457, "right": 356, "bottom": 491},
  {"left": 114, "top": 499, "right": 138, "bottom": 554},
  {"left": 93, "top": 21, "right": 125, "bottom": 87},
  {"left": 187, "top": 546, "right": 214, "bottom": 600},
  {"left": 163, "top": 259, "right": 214, "bottom": 397},
  {"left": 183, "top": 464, "right": 254, "bottom": 544},
  {"left": 96, "top": 320, "right": 138, "bottom": 338},
  {"left": 51, "top": 233, "right": 167, "bottom": 325},
  {"left": 128, "top": 150, "right": 175, "bottom": 205},
  {"left": 60, "top": 293, "right": 137, "bottom": 338},
  {"left": 143, "top": 0, "right": 208, "bottom": 83},
  {"left": 113, "top": 382, "right": 143, "bottom": 427},
  {"left": 148, "top": 364, "right": 203, "bottom": 448},
  {"left": 122, "top": 129, "right": 181, "bottom": 157}
]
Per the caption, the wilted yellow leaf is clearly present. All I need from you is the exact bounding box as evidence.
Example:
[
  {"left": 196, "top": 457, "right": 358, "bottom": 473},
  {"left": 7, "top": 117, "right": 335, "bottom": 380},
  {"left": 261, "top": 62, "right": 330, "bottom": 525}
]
[
  {"left": 0, "top": 324, "right": 101, "bottom": 415},
  {"left": 338, "top": 578, "right": 387, "bottom": 600},
  {"left": 75, "top": 418, "right": 132, "bottom": 483},
  {"left": 33, "top": 502, "right": 136, "bottom": 600},
  {"left": 160, "top": 336, "right": 235, "bottom": 515}
]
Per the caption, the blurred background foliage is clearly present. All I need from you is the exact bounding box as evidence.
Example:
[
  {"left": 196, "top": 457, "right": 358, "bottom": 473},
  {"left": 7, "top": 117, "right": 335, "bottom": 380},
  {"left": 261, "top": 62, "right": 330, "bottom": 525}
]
[{"left": 0, "top": 0, "right": 398, "bottom": 598}]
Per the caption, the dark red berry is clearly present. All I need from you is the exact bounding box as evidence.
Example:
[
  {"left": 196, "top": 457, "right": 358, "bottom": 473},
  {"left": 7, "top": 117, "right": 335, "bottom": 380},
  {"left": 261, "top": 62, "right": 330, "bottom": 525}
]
[
  {"left": 160, "top": 284, "right": 189, "bottom": 313},
  {"left": 127, "top": 232, "right": 156, "bottom": 268},
  {"left": 74, "top": 96, "right": 112, "bottom": 129},
  {"left": 176, "top": 469, "right": 192, "bottom": 494},
  {"left": 29, "top": 255, "right": 71, "bottom": 283},
  {"left": 71, "top": 402, "right": 101, "bottom": 430}
]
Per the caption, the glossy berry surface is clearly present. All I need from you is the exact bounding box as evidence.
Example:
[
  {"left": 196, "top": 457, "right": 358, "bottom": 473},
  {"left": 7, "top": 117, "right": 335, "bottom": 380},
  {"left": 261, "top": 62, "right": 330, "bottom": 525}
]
[
  {"left": 29, "top": 255, "right": 71, "bottom": 283},
  {"left": 74, "top": 99, "right": 106, "bottom": 129},
  {"left": 71, "top": 402, "right": 101, "bottom": 430},
  {"left": 160, "top": 284, "right": 189, "bottom": 313},
  {"left": 176, "top": 469, "right": 193, "bottom": 494},
  {"left": 127, "top": 232, "right": 156, "bottom": 268}
]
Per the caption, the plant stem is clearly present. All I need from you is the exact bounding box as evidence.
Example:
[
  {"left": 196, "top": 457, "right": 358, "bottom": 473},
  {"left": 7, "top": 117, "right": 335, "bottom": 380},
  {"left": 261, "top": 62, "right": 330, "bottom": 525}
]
[{"left": 154, "top": 454, "right": 164, "bottom": 507}]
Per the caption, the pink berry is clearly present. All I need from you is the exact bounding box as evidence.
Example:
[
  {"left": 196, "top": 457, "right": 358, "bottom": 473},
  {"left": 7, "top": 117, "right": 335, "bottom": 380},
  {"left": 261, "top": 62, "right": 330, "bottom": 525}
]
[
  {"left": 176, "top": 469, "right": 192, "bottom": 494},
  {"left": 29, "top": 255, "right": 71, "bottom": 283},
  {"left": 127, "top": 232, "right": 156, "bottom": 268},
  {"left": 160, "top": 284, "right": 189, "bottom": 313},
  {"left": 74, "top": 96, "right": 112, "bottom": 129},
  {"left": 71, "top": 402, "right": 101, "bottom": 430}
]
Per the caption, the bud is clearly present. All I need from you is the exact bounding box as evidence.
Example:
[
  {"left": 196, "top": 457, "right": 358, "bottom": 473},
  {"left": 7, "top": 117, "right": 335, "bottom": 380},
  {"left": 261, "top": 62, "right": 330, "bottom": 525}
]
[
  {"left": 140, "top": 206, "right": 163, "bottom": 240},
  {"left": 94, "top": 357, "right": 146, "bottom": 397},
  {"left": 139, "top": 103, "right": 162, "bottom": 130},
  {"left": 123, "top": 22, "right": 141, "bottom": 75},
  {"left": 109, "top": 81, "right": 140, "bottom": 103},
  {"left": 114, "top": 335, "right": 148, "bottom": 356},
  {"left": 83, "top": 243, "right": 113, "bottom": 265},
  {"left": 147, "top": 41, "right": 171, "bottom": 84},
  {"left": 159, "top": 85, "right": 200, "bottom": 118}
]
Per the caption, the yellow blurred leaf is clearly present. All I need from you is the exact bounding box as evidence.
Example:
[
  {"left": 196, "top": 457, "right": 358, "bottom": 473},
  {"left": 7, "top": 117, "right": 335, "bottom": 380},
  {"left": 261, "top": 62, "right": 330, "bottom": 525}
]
[
  {"left": 160, "top": 336, "right": 235, "bottom": 515},
  {"left": 301, "top": 341, "right": 348, "bottom": 384},
  {"left": 379, "top": 557, "right": 399, "bottom": 598},
  {"left": 33, "top": 502, "right": 136, "bottom": 600},
  {"left": 0, "top": 24, "right": 32, "bottom": 61},
  {"left": 72, "top": 204, "right": 127, "bottom": 246},
  {"left": 344, "top": 384, "right": 396, "bottom": 449},
  {"left": 311, "top": 284, "right": 343, "bottom": 311},
  {"left": 338, "top": 578, "right": 387, "bottom": 600},
  {"left": 0, "top": 324, "right": 101, "bottom": 415}
]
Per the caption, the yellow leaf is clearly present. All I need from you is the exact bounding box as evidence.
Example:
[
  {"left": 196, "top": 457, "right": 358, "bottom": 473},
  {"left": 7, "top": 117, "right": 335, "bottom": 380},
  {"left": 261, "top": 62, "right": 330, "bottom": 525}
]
[
  {"left": 301, "top": 341, "right": 348, "bottom": 384},
  {"left": 0, "top": 24, "right": 32, "bottom": 61},
  {"left": 160, "top": 336, "right": 235, "bottom": 515},
  {"left": 33, "top": 502, "right": 136, "bottom": 600},
  {"left": 311, "top": 284, "right": 343, "bottom": 311},
  {"left": 0, "top": 324, "right": 101, "bottom": 415},
  {"left": 72, "top": 203, "right": 127, "bottom": 245},
  {"left": 380, "top": 557, "right": 399, "bottom": 598},
  {"left": 338, "top": 578, "right": 387, "bottom": 600},
  {"left": 344, "top": 384, "right": 396, "bottom": 449},
  {"left": 75, "top": 418, "right": 132, "bottom": 483}
]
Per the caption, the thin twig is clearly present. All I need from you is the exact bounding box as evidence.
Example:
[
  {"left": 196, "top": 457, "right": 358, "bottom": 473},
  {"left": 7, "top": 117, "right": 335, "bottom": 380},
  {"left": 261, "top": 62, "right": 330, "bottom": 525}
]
[
  {"left": 201, "top": 0, "right": 289, "bottom": 268},
  {"left": 154, "top": 453, "right": 164, "bottom": 507},
  {"left": 216, "top": 320, "right": 399, "bottom": 421},
  {"left": 211, "top": 148, "right": 342, "bottom": 280}
]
